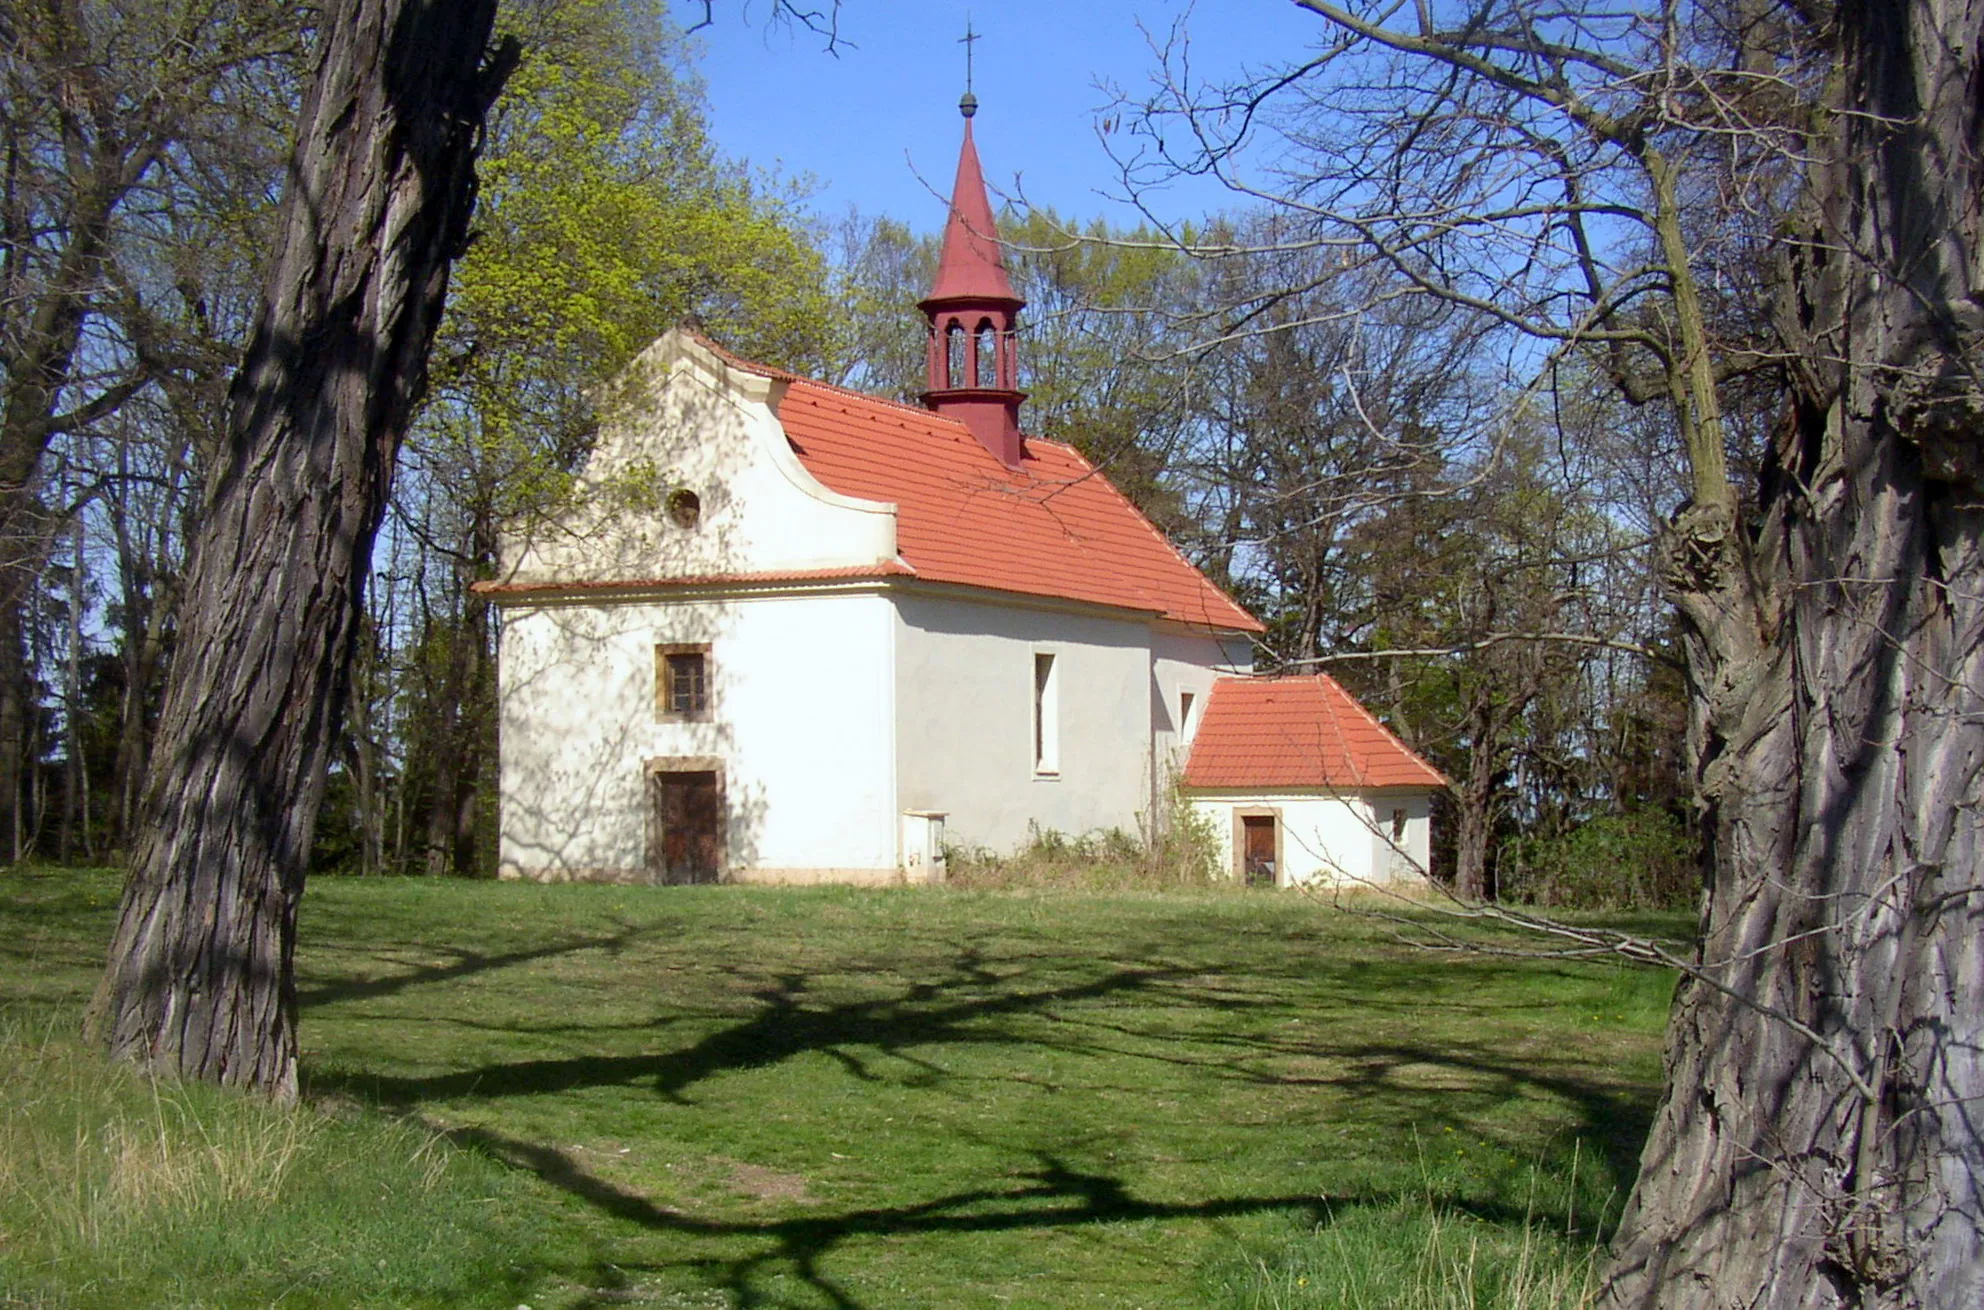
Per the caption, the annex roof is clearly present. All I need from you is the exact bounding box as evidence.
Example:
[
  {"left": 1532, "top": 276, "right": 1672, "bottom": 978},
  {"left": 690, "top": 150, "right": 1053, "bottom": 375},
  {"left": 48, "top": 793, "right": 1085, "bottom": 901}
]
[
  {"left": 772, "top": 374, "right": 1262, "bottom": 633},
  {"left": 1183, "top": 675, "right": 1448, "bottom": 791}
]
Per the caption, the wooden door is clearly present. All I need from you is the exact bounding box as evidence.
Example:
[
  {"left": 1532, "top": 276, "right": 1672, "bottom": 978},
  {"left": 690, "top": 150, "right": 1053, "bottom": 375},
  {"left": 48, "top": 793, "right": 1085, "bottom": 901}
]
[
  {"left": 1242, "top": 815, "right": 1277, "bottom": 887},
  {"left": 651, "top": 770, "right": 721, "bottom": 884}
]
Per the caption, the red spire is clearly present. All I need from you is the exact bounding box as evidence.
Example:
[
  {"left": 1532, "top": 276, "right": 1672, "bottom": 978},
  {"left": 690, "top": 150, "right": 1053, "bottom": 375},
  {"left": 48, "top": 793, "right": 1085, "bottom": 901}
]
[
  {"left": 925, "top": 119, "right": 1021, "bottom": 306},
  {"left": 920, "top": 102, "right": 1028, "bottom": 465}
]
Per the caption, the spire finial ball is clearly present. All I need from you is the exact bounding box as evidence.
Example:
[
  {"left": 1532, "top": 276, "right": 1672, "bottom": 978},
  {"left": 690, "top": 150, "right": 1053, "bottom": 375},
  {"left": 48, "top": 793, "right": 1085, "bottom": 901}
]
[{"left": 960, "top": 91, "right": 978, "bottom": 118}]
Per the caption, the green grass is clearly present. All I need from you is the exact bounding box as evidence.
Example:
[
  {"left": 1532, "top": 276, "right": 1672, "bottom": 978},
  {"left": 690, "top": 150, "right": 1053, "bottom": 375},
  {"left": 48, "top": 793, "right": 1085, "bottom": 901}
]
[{"left": 1, "top": 868, "right": 1683, "bottom": 1308}]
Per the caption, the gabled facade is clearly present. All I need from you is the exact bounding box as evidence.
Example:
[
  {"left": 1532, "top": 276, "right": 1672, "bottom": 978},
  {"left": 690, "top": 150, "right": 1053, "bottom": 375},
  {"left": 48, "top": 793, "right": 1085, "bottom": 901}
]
[{"left": 482, "top": 100, "right": 1444, "bottom": 888}]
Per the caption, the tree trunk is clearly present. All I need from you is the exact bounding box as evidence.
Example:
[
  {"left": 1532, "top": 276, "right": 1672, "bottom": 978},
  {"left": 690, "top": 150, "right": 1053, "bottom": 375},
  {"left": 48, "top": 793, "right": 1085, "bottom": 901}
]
[
  {"left": 0, "top": 599, "right": 24, "bottom": 863},
  {"left": 454, "top": 551, "right": 496, "bottom": 876},
  {"left": 1601, "top": 2, "right": 1984, "bottom": 1302},
  {"left": 1451, "top": 702, "right": 1497, "bottom": 901},
  {"left": 62, "top": 517, "right": 87, "bottom": 863},
  {"left": 420, "top": 587, "right": 472, "bottom": 878},
  {"left": 84, "top": 0, "right": 512, "bottom": 1097}
]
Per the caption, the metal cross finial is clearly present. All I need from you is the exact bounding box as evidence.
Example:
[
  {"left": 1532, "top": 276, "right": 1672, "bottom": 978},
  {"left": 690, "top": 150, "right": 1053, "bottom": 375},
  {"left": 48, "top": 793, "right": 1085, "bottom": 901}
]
[{"left": 959, "top": 19, "right": 980, "bottom": 117}]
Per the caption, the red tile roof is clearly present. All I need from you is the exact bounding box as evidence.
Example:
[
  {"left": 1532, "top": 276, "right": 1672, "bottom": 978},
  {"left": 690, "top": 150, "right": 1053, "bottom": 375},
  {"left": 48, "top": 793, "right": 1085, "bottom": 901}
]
[
  {"left": 770, "top": 374, "right": 1262, "bottom": 633},
  {"left": 1184, "top": 675, "right": 1448, "bottom": 791}
]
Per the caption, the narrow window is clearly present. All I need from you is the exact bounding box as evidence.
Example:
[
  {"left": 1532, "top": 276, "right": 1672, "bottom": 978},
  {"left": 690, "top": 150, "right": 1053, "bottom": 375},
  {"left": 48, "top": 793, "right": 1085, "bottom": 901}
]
[
  {"left": 655, "top": 643, "right": 712, "bottom": 720},
  {"left": 1179, "top": 690, "right": 1197, "bottom": 742},
  {"left": 975, "top": 322, "right": 996, "bottom": 387},
  {"left": 946, "top": 322, "right": 966, "bottom": 387},
  {"left": 1391, "top": 808, "right": 1408, "bottom": 842},
  {"left": 1033, "top": 651, "right": 1059, "bottom": 774}
]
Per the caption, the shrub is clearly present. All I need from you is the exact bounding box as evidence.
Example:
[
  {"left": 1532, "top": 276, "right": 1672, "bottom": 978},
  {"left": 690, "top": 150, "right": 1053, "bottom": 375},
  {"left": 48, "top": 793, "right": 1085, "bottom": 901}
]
[
  {"left": 1500, "top": 810, "right": 1699, "bottom": 910},
  {"left": 944, "top": 779, "right": 1221, "bottom": 892}
]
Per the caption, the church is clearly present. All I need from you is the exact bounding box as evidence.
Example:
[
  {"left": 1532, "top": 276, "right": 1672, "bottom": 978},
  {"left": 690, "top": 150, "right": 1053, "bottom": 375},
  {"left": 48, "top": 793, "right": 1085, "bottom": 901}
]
[{"left": 480, "top": 96, "right": 1444, "bottom": 889}]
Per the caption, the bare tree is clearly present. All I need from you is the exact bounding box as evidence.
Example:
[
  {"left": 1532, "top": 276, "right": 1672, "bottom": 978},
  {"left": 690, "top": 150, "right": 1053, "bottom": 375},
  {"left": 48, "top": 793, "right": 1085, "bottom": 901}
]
[
  {"left": 1116, "top": 0, "right": 1983, "bottom": 1300},
  {"left": 0, "top": 0, "right": 296, "bottom": 857}
]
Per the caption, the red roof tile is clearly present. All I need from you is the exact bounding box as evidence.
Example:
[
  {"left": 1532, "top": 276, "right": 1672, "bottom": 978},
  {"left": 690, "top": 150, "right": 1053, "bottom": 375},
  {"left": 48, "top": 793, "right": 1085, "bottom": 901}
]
[
  {"left": 1184, "top": 675, "right": 1448, "bottom": 790},
  {"left": 770, "top": 375, "right": 1262, "bottom": 633}
]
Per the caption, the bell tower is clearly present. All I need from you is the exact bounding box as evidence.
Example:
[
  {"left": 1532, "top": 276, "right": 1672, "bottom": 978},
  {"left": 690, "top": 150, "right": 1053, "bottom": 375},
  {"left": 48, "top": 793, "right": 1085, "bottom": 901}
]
[{"left": 919, "top": 81, "right": 1028, "bottom": 465}]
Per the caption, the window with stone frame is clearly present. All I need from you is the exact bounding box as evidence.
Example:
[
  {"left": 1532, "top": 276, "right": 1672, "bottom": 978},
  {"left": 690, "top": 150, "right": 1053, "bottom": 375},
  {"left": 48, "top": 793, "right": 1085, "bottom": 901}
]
[{"left": 655, "top": 643, "right": 711, "bottom": 721}]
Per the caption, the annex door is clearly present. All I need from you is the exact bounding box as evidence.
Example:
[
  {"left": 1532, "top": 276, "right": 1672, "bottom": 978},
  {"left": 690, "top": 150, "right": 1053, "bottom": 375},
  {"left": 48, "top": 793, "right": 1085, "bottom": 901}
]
[
  {"left": 650, "top": 770, "right": 722, "bottom": 884},
  {"left": 1242, "top": 815, "right": 1278, "bottom": 887}
]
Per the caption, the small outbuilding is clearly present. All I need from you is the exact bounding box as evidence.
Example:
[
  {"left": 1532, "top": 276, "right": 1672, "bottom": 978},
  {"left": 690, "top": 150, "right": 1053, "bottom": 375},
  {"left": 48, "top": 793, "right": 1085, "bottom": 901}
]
[{"left": 1182, "top": 675, "right": 1447, "bottom": 889}]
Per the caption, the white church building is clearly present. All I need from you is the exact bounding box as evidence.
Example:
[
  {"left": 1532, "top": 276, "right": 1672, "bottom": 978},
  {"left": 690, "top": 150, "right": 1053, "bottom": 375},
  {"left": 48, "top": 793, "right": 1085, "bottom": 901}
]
[{"left": 480, "top": 98, "right": 1444, "bottom": 889}]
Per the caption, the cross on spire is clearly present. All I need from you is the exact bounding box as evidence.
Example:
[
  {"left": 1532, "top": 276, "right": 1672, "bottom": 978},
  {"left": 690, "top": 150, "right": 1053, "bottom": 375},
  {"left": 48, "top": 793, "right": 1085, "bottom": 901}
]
[{"left": 958, "top": 19, "right": 980, "bottom": 117}]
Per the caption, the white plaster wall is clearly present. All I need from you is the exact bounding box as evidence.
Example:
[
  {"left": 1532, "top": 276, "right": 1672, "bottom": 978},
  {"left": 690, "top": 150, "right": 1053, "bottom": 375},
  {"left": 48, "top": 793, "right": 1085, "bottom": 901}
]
[
  {"left": 498, "top": 590, "right": 897, "bottom": 880},
  {"left": 1368, "top": 791, "right": 1435, "bottom": 883},
  {"left": 893, "top": 592, "right": 1157, "bottom": 853},
  {"left": 1190, "top": 790, "right": 1436, "bottom": 889},
  {"left": 1150, "top": 629, "right": 1255, "bottom": 774},
  {"left": 500, "top": 332, "right": 896, "bottom": 587}
]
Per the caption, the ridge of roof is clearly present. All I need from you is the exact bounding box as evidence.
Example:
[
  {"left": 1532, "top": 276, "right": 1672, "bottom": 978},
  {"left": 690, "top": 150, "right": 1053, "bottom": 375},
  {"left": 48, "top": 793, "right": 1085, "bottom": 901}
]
[
  {"left": 1312, "top": 673, "right": 1448, "bottom": 785},
  {"left": 685, "top": 329, "right": 970, "bottom": 430}
]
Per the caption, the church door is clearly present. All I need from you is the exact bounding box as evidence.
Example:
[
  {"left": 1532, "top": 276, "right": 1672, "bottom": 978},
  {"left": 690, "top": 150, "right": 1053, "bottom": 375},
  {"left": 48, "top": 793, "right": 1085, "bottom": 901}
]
[
  {"left": 1242, "top": 815, "right": 1278, "bottom": 887},
  {"left": 650, "top": 770, "right": 722, "bottom": 884}
]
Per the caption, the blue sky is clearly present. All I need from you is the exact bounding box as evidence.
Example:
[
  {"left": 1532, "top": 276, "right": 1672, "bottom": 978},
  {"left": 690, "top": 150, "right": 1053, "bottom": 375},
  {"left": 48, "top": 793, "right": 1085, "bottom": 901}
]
[{"left": 672, "top": 1, "right": 1321, "bottom": 233}]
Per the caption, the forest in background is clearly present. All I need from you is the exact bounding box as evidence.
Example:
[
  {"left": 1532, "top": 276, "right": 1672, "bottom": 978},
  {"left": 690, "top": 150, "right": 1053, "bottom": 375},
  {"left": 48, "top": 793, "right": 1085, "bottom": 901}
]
[{"left": 5, "top": 0, "right": 1696, "bottom": 907}]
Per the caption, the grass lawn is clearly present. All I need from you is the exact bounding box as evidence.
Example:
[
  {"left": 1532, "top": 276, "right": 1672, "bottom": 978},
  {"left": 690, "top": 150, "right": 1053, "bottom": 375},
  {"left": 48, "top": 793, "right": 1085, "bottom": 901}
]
[{"left": 1, "top": 869, "right": 1683, "bottom": 1308}]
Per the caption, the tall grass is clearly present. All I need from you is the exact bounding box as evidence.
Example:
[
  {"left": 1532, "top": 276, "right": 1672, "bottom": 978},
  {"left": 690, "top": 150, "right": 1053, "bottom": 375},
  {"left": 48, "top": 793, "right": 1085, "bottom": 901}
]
[
  {"left": 0, "top": 1019, "right": 529, "bottom": 1309},
  {"left": 1208, "top": 1144, "right": 1608, "bottom": 1309},
  {"left": 1210, "top": 1198, "right": 1599, "bottom": 1309}
]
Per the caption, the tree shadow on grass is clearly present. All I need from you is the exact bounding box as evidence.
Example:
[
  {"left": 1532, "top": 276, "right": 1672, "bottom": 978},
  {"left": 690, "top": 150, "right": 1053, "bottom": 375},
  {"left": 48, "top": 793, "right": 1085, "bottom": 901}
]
[
  {"left": 450, "top": 1123, "right": 1606, "bottom": 1310},
  {"left": 296, "top": 919, "right": 660, "bottom": 1009},
  {"left": 1042, "top": 1001, "right": 1656, "bottom": 1203},
  {"left": 297, "top": 922, "right": 1660, "bottom": 1305},
  {"left": 307, "top": 948, "right": 1187, "bottom": 1107},
  {"left": 303, "top": 935, "right": 1657, "bottom": 1203}
]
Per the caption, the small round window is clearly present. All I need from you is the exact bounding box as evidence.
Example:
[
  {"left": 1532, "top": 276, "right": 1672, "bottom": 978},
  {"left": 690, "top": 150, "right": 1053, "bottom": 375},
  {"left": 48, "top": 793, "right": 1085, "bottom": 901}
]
[{"left": 665, "top": 488, "right": 702, "bottom": 529}]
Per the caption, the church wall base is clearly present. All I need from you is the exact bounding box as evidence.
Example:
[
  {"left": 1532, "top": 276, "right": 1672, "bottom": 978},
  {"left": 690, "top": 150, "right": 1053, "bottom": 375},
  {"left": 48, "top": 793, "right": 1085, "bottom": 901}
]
[{"left": 496, "top": 863, "right": 938, "bottom": 888}]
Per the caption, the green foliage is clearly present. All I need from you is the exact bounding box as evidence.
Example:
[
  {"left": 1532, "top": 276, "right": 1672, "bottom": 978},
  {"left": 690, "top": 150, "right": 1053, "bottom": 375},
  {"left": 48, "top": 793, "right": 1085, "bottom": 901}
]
[
  {"left": 7, "top": 866, "right": 1682, "bottom": 1308},
  {"left": 819, "top": 211, "right": 936, "bottom": 398},
  {"left": 1501, "top": 810, "right": 1700, "bottom": 911},
  {"left": 1002, "top": 209, "right": 1202, "bottom": 519},
  {"left": 432, "top": 0, "right": 836, "bottom": 519}
]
